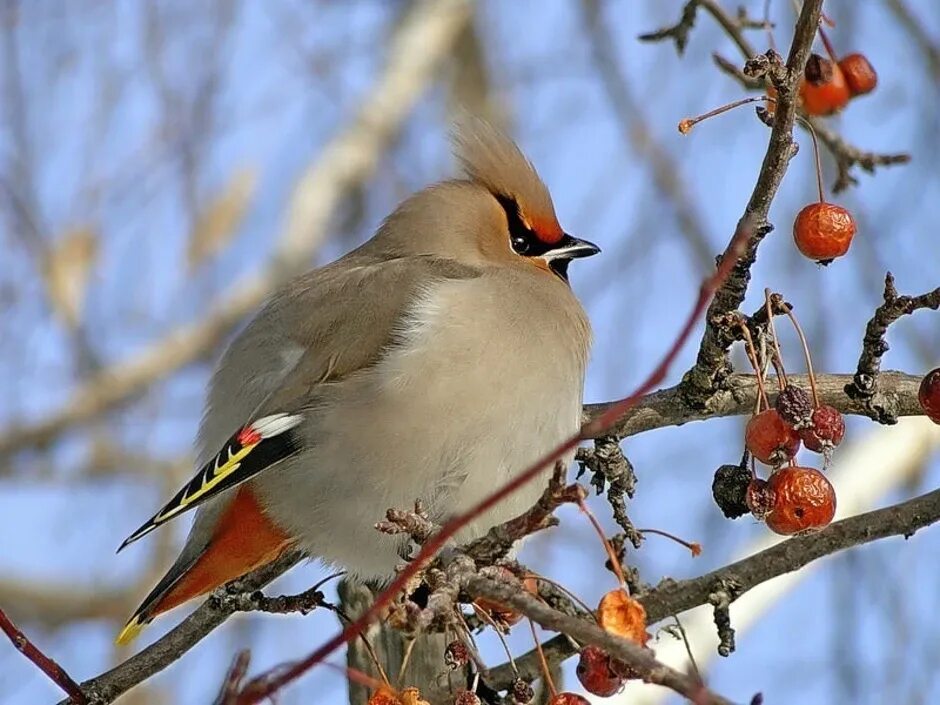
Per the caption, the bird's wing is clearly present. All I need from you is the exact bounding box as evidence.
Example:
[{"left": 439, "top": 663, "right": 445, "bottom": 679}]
[{"left": 118, "top": 254, "right": 480, "bottom": 551}]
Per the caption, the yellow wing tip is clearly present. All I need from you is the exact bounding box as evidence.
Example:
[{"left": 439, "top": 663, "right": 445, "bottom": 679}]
[{"left": 115, "top": 616, "right": 145, "bottom": 646}]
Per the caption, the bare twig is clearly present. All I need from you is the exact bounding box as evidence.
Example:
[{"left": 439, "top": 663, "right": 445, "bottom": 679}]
[
  {"left": 0, "top": 606, "right": 87, "bottom": 704},
  {"left": 680, "top": 0, "right": 824, "bottom": 406},
  {"left": 845, "top": 273, "right": 940, "bottom": 423}
]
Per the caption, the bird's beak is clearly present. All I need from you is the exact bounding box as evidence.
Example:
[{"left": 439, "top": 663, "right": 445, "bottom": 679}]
[{"left": 543, "top": 234, "right": 601, "bottom": 261}]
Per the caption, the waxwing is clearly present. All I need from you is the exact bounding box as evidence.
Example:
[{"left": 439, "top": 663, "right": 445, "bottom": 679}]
[{"left": 116, "top": 120, "right": 599, "bottom": 644}]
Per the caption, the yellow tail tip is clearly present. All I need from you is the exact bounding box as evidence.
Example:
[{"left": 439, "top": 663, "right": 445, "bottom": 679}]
[{"left": 115, "top": 616, "right": 144, "bottom": 646}]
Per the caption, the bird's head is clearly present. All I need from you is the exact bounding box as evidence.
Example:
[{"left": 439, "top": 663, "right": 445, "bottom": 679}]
[{"left": 374, "top": 120, "right": 599, "bottom": 282}]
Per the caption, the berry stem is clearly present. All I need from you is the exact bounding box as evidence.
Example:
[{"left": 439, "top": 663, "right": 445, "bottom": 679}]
[
  {"left": 577, "top": 497, "right": 628, "bottom": 589},
  {"left": 796, "top": 115, "right": 826, "bottom": 203},
  {"left": 778, "top": 294, "right": 820, "bottom": 407},
  {"left": 763, "top": 288, "right": 788, "bottom": 388},
  {"left": 736, "top": 318, "right": 771, "bottom": 410},
  {"left": 469, "top": 606, "right": 516, "bottom": 674},
  {"left": 818, "top": 26, "right": 839, "bottom": 63},
  {"left": 528, "top": 619, "right": 557, "bottom": 698},
  {"left": 636, "top": 528, "right": 702, "bottom": 557},
  {"left": 678, "top": 96, "right": 769, "bottom": 134}
]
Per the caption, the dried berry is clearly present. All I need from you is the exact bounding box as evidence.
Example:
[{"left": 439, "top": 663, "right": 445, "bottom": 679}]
[
  {"left": 799, "top": 55, "right": 850, "bottom": 115},
  {"left": 454, "top": 692, "right": 482, "bottom": 705},
  {"left": 550, "top": 695, "right": 590, "bottom": 705},
  {"left": 799, "top": 405, "right": 846, "bottom": 452},
  {"left": 793, "top": 202, "right": 857, "bottom": 263},
  {"left": 745, "top": 409, "right": 801, "bottom": 466},
  {"left": 712, "top": 463, "right": 752, "bottom": 519},
  {"left": 764, "top": 466, "right": 836, "bottom": 535},
  {"left": 368, "top": 688, "right": 401, "bottom": 705},
  {"left": 804, "top": 53, "right": 834, "bottom": 85},
  {"left": 774, "top": 385, "right": 814, "bottom": 428},
  {"left": 745, "top": 477, "right": 775, "bottom": 520},
  {"left": 839, "top": 53, "right": 877, "bottom": 96},
  {"left": 918, "top": 368, "right": 940, "bottom": 424},
  {"left": 597, "top": 589, "right": 649, "bottom": 645},
  {"left": 510, "top": 679, "right": 535, "bottom": 705},
  {"left": 576, "top": 645, "right": 624, "bottom": 697},
  {"left": 444, "top": 640, "right": 470, "bottom": 670}
]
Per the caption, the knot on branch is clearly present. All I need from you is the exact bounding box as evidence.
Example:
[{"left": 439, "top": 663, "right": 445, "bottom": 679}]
[{"left": 708, "top": 579, "right": 741, "bottom": 657}]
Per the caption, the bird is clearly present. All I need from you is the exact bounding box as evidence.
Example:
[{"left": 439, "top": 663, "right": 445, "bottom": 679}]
[{"left": 115, "top": 121, "right": 599, "bottom": 645}]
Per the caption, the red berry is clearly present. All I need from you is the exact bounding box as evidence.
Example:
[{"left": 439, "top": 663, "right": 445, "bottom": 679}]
[
  {"left": 455, "top": 692, "right": 482, "bottom": 705},
  {"left": 793, "top": 203, "right": 857, "bottom": 263},
  {"left": 918, "top": 368, "right": 940, "bottom": 424},
  {"left": 550, "top": 695, "right": 591, "bottom": 705},
  {"left": 576, "top": 646, "right": 624, "bottom": 697},
  {"left": 799, "top": 405, "right": 846, "bottom": 452},
  {"left": 764, "top": 466, "right": 836, "bottom": 535},
  {"left": 746, "top": 477, "right": 775, "bottom": 520},
  {"left": 745, "top": 409, "right": 801, "bottom": 466},
  {"left": 838, "top": 53, "right": 877, "bottom": 96},
  {"left": 799, "top": 55, "right": 850, "bottom": 115},
  {"left": 444, "top": 640, "right": 470, "bottom": 670}
]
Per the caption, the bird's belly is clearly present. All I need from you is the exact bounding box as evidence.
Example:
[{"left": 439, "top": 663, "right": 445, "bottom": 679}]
[{"left": 257, "top": 279, "right": 587, "bottom": 579}]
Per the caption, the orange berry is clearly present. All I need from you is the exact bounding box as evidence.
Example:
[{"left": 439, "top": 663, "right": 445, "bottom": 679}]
[
  {"left": 793, "top": 202, "right": 857, "bottom": 263},
  {"left": 576, "top": 645, "right": 624, "bottom": 697},
  {"left": 745, "top": 409, "right": 801, "bottom": 466},
  {"left": 368, "top": 688, "right": 402, "bottom": 705},
  {"left": 799, "top": 405, "right": 846, "bottom": 452},
  {"left": 764, "top": 466, "right": 836, "bottom": 535},
  {"left": 919, "top": 368, "right": 940, "bottom": 424},
  {"left": 597, "top": 589, "right": 649, "bottom": 646},
  {"left": 838, "top": 53, "right": 877, "bottom": 96},
  {"left": 798, "top": 55, "right": 851, "bottom": 116}
]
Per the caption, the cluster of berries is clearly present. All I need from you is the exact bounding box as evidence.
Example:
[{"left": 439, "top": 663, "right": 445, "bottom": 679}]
[{"left": 713, "top": 294, "right": 841, "bottom": 535}]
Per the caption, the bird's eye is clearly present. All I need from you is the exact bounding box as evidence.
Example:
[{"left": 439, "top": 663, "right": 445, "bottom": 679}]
[{"left": 511, "top": 234, "right": 530, "bottom": 254}]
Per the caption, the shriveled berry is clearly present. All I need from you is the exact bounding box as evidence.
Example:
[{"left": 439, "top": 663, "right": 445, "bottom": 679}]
[
  {"left": 745, "top": 409, "right": 801, "bottom": 466},
  {"left": 597, "top": 589, "right": 649, "bottom": 645},
  {"left": 712, "top": 463, "right": 752, "bottom": 519},
  {"left": 745, "top": 477, "right": 775, "bottom": 520},
  {"left": 918, "top": 368, "right": 940, "bottom": 424},
  {"left": 793, "top": 202, "right": 857, "bottom": 263},
  {"left": 454, "top": 692, "right": 482, "bottom": 705},
  {"left": 576, "top": 645, "right": 624, "bottom": 697},
  {"left": 368, "top": 688, "right": 400, "bottom": 705},
  {"left": 444, "top": 640, "right": 470, "bottom": 670},
  {"left": 838, "top": 53, "right": 877, "bottom": 96},
  {"left": 510, "top": 679, "right": 535, "bottom": 705},
  {"left": 764, "top": 466, "right": 836, "bottom": 535},
  {"left": 774, "top": 385, "right": 814, "bottom": 428},
  {"left": 799, "top": 405, "right": 846, "bottom": 452},
  {"left": 804, "top": 53, "right": 834, "bottom": 85},
  {"left": 799, "top": 55, "right": 850, "bottom": 115},
  {"left": 550, "top": 695, "right": 591, "bottom": 705}
]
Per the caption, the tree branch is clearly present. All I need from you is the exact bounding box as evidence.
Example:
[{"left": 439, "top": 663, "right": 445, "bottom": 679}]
[{"left": 486, "top": 481, "right": 940, "bottom": 690}]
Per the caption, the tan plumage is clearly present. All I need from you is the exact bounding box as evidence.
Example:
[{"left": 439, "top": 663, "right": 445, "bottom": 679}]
[{"left": 116, "top": 121, "right": 598, "bottom": 644}]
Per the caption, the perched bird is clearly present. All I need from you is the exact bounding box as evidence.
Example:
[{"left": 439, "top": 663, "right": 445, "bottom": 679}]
[{"left": 116, "top": 122, "right": 599, "bottom": 644}]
